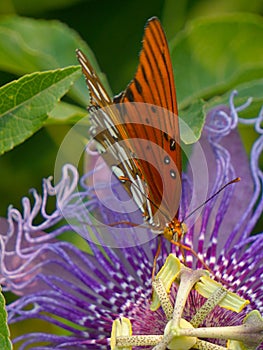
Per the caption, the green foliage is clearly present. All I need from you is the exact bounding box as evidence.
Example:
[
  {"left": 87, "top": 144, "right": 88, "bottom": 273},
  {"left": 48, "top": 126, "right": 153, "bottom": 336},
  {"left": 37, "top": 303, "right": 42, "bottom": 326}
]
[
  {"left": 172, "top": 13, "right": 263, "bottom": 105},
  {"left": 0, "top": 287, "right": 12, "bottom": 350},
  {"left": 170, "top": 13, "right": 263, "bottom": 142},
  {"left": 0, "top": 16, "right": 111, "bottom": 106},
  {"left": 179, "top": 99, "right": 206, "bottom": 143},
  {"left": 0, "top": 66, "right": 81, "bottom": 155},
  {"left": 1, "top": 13, "right": 262, "bottom": 145}
]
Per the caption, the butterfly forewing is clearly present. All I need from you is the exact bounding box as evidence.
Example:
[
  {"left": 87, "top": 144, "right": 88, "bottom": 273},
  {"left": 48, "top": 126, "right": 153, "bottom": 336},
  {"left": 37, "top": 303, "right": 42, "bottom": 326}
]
[
  {"left": 114, "top": 18, "right": 182, "bottom": 226},
  {"left": 114, "top": 18, "right": 178, "bottom": 113},
  {"left": 77, "top": 16, "right": 182, "bottom": 230}
]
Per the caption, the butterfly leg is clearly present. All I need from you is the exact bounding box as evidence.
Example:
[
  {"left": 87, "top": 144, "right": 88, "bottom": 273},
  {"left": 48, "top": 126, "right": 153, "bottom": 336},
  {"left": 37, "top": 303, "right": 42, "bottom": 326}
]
[
  {"left": 107, "top": 221, "right": 139, "bottom": 227},
  {"left": 170, "top": 239, "right": 213, "bottom": 275}
]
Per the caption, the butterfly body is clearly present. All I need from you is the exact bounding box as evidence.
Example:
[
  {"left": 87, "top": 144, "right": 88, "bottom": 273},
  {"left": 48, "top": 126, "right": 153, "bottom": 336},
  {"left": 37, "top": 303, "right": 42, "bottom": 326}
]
[{"left": 77, "top": 17, "right": 187, "bottom": 255}]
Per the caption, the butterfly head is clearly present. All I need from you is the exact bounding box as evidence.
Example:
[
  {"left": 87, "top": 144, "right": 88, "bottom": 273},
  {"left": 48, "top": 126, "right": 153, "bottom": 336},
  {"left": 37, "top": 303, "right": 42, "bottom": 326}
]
[{"left": 163, "top": 220, "right": 188, "bottom": 242}]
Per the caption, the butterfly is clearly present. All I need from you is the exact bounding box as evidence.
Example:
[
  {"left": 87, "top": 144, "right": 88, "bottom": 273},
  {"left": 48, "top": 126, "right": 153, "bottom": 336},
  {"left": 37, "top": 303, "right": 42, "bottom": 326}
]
[{"left": 77, "top": 17, "right": 202, "bottom": 274}]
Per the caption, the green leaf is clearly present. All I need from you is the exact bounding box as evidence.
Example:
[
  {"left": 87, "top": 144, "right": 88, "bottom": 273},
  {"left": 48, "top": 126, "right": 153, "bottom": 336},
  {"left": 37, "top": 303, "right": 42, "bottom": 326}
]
[
  {"left": 0, "top": 16, "right": 112, "bottom": 106},
  {"left": 170, "top": 13, "right": 263, "bottom": 108},
  {"left": 47, "top": 101, "right": 88, "bottom": 124},
  {"left": 180, "top": 99, "right": 206, "bottom": 144},
  {"left": 0, "top": 65, "right": 81, "bottom": 155},
  {"left": 0, "top": 287, "right": 12, "bottom": 350}
]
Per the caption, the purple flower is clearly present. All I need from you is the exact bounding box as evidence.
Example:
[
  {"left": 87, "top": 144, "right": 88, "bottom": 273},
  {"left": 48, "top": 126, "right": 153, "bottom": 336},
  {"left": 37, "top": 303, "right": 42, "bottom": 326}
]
[{"left": 0, "top": 92, "right": 263, "bottom": 349}]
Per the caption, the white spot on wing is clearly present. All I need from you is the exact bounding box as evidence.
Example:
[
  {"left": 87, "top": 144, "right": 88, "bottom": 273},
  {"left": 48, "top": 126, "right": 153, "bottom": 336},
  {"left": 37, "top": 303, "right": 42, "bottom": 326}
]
[
  {"left": 112, "top": 165, "right": 125, "bottom": 180},
  {"left": 98, "top": 84, "right": 111, "bottom": 103}
]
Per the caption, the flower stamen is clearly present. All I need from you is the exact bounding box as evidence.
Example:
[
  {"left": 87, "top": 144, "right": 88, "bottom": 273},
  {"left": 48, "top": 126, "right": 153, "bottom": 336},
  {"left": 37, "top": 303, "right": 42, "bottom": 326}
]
[
  {"left": 152, "top": 278, "right": 173, "bottom": 319},
  {"left": 190, "top": 286, "right": 228, "bottom": 327},
  {"left": 110, "top": 254, "right": 262, "bottom": 349}
]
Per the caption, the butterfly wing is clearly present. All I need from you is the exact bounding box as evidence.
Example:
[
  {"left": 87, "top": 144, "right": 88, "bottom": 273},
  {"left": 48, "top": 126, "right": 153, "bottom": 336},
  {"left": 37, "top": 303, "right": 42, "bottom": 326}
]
[
  {"left": 114, "top": 17, "right": 178, "bottom": 112},
  {"left": 114, "top": 17, "right": 182, "bottom": 227},
  {"left": 77, "top": 17, "right": 181, "bottom": 230},
  {"left": 76, "top": 50, "right": 148, "bottom": 213}
]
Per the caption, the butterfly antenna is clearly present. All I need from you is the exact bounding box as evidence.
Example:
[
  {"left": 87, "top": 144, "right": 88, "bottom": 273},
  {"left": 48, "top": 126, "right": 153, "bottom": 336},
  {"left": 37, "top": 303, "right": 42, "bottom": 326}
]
[{"left": 184, "top": 177, "right": 241, "bottom": 221}]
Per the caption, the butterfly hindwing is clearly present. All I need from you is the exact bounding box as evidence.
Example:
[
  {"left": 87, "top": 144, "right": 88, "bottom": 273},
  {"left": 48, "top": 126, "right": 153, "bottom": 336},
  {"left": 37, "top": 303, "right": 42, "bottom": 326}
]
[{"left": 76, "top": 50, "right": 150, "bottom": 218}]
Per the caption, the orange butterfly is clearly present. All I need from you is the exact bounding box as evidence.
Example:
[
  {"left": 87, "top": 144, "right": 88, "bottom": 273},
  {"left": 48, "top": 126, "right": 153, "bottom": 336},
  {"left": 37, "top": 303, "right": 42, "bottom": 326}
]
[{"left": 77, "top": 17, "right": 201, "bottom": 274}]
